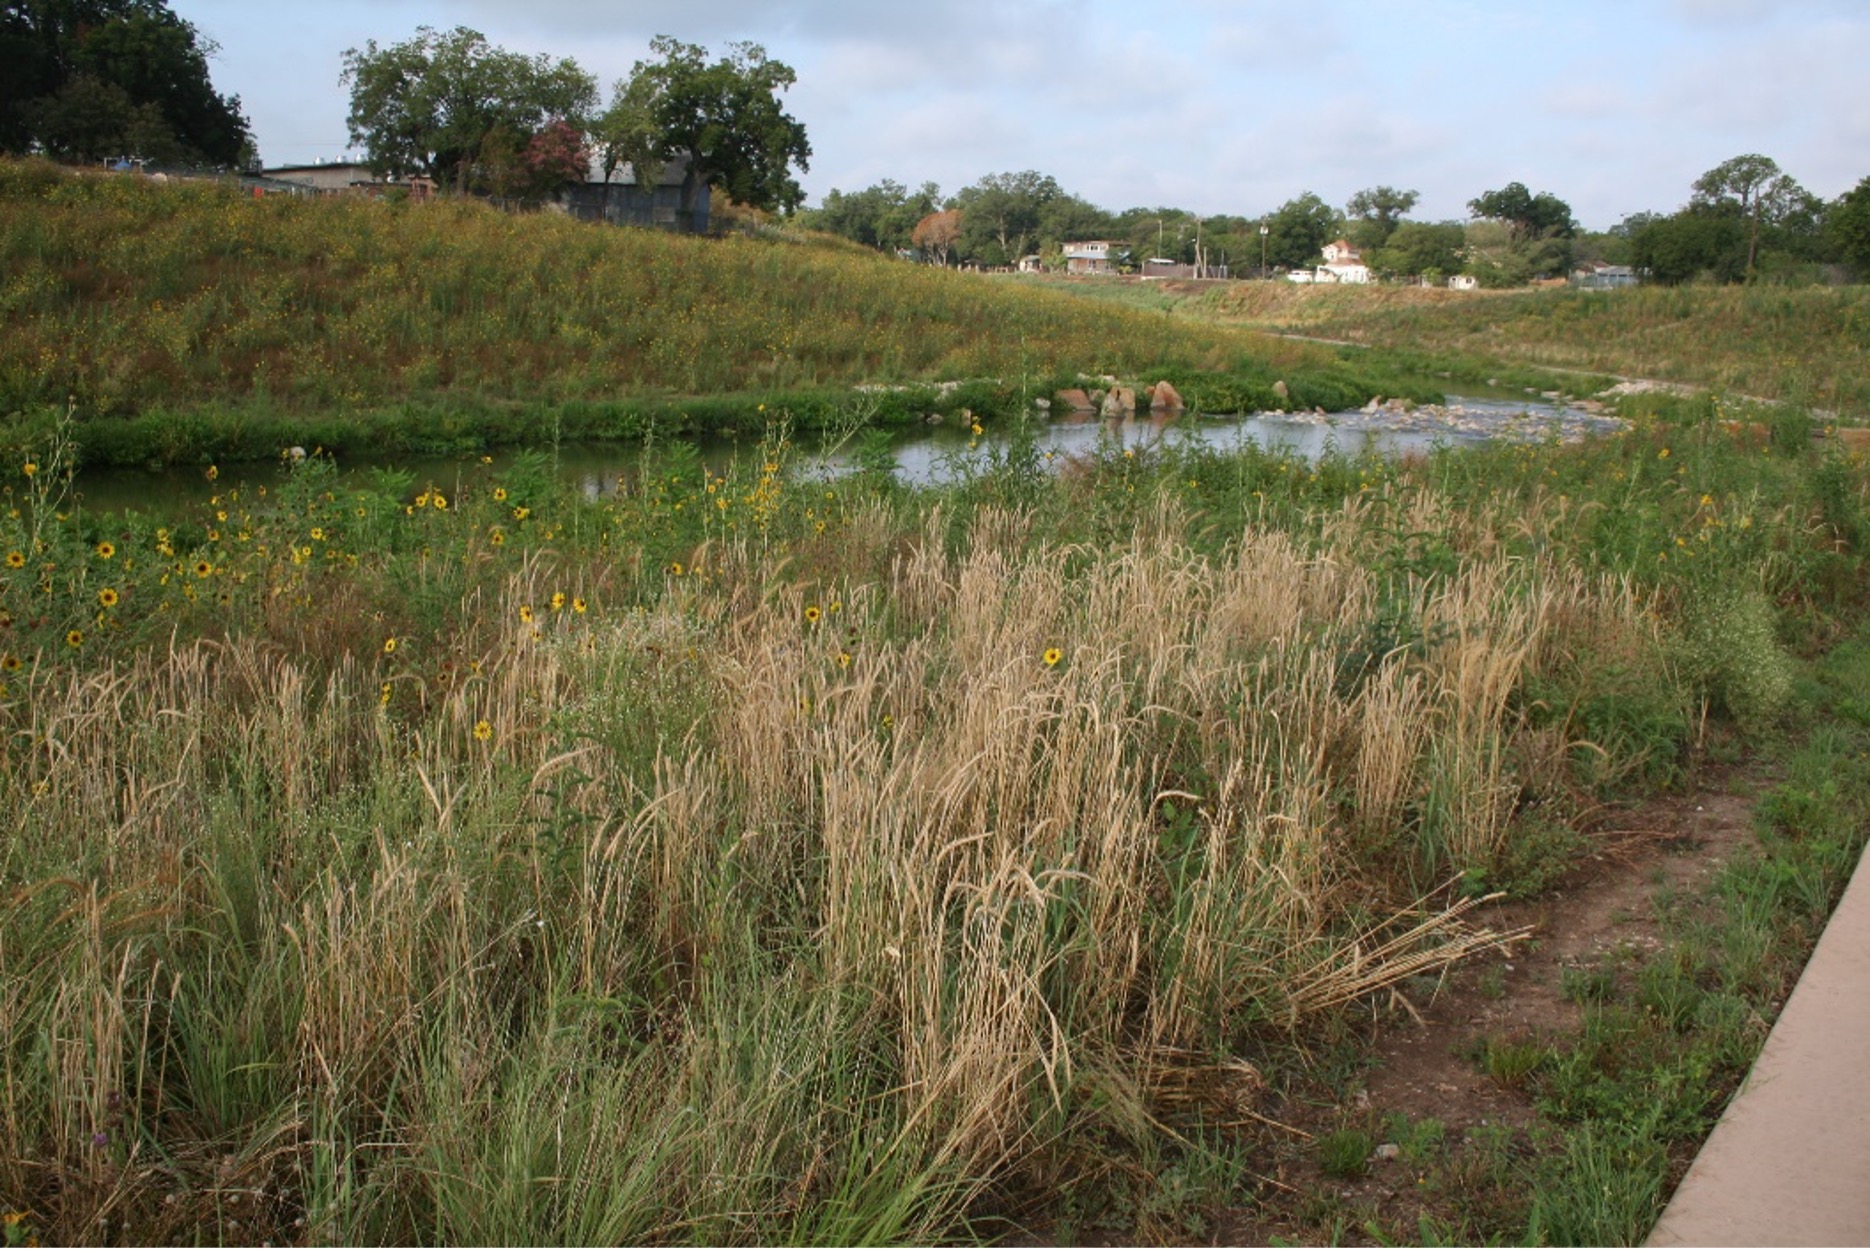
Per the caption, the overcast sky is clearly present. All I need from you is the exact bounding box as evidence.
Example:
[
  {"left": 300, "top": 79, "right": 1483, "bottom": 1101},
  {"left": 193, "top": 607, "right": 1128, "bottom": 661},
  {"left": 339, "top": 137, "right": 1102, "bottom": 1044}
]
[{"left": 171, "top": 0, "right": 1868, "bottom": 230}]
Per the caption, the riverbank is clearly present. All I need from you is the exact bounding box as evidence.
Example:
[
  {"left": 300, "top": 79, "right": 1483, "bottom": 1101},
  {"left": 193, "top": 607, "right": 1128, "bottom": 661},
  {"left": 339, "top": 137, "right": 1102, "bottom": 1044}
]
[{"left": 4, "top": 389, "right": 1866, "bottom": 1244}]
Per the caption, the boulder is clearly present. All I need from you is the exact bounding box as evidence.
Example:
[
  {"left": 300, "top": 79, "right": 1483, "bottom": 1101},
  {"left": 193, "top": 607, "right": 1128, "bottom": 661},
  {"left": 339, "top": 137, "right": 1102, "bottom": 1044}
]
[
  {"left": 1100, "top": 386, "right": 1136, "bottom": 419},
  {"left": 1057, "top": 388, "right": 1095, "bottom": 413},
  {"left": 1272, "top": 379, "right": 1289, "bottom": 400},
  {"left": 1149, "top": 380, "right": 1185, "bottom": 412}
]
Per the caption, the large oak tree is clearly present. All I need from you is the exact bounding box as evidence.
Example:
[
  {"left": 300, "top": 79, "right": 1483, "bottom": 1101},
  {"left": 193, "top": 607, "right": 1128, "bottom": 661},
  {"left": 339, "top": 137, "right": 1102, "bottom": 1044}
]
[{"left": 1, "top": 0, "right": 250, "bottom": 164}]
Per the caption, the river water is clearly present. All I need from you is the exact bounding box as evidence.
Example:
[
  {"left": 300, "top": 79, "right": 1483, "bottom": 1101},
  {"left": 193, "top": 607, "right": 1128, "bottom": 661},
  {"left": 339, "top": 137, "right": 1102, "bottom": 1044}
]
[{"left": 68, "top": 394, "right": 1622, "bottom": 515}]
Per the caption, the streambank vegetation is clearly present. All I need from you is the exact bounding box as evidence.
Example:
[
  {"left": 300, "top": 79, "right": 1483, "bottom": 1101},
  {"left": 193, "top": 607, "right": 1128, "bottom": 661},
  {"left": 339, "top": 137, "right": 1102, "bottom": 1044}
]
[{"left": 4, "top": 388, "right": 1867, "bottom": 1243}]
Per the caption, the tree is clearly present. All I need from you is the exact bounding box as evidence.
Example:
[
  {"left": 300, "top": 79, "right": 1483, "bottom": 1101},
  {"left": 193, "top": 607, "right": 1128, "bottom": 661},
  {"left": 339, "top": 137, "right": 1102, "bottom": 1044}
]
[
  {"left": 1467, "top": 182, "right": 1576, "bottom": 280},
  {"left": 1368, "top": 220, "right": 1465, "bottom": 281},
  {"left": 1628, "top": 207, "right": 1746, "bottom": 284},
  {"left": 1468, "top": 181, "right": 1575, "bottom": 241},
  {"left": 911, "top": 208, "right": 961, "bottom": 266},
  {"left": 620, "top": 36, "right": 811, "bottom": 219},
  {"left": 1345, "top": 185, "right": 1418, "bottom": 251},
  {"left": 590, "top": 71, "right": 663, "bottom": 188},
  {"left": 954, "top": 170, "right": 1062, "bottom": 266},
  {"left": 803, "top": 179, "right": 939, "bottom": 253},
  {"left": 1829, "top": 177, "right": 1870, "bottom": 276},
  {"left": 342, "top": 26, "right": 596, "bottom": 193},
  {"left": 2, "top": 0, "right": 250, "bottom": 164},
  {"left": 1262, "top": 191, "right": 1338, "bottom": 270},
  {"left": 1691, "top": 154, "right": 1804, "bottom": 279}
]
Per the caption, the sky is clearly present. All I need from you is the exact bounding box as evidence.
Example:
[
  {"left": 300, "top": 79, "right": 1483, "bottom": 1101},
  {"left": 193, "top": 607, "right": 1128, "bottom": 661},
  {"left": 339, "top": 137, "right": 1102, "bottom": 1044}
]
[{"left": 170, "top": 0, "right": 1869, "bottom": 231}]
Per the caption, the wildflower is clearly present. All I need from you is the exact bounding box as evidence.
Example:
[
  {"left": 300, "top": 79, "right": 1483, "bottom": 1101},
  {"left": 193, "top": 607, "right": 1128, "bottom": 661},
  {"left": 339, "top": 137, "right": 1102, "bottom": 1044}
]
[
  {"left": 1043, "top": 647, "right": 1063, "bottom": 668},
  {"left": 95, "top": 541, "right": 114, "bottom": 559},
  {"left": 2, "top": 654, "right": 20, "bottom": 672},
  {"left": 550, "top": 592, "right": 566, "bottom": 611},
  {"left": 572, "top": 597, "right": 587, "bottom": 614},
  {"left": 489, "top": 528, "right": 506, "bottom": 547},
  {"left": 804, "top": 605, "right": 822, "bottom": 625},
  {"left": 310, "top": 527, "right": 325, "bottom": 541},
  {"left": 513, "top": 506, "right": 530, "bottom": 521},
  {"left": 97, "top": 587, "right": 118, "bottom": 608},
  {"left": 670, "top": 561, "right": 684, "bottom": 576},
  {"left": 473, "top": 719, "right": 492, "bottom": 742},
  {"left": 431, "top": 493, "right": 447, "bottom": 510},
  {"left": 380, "top": 682, "right": 393, "bottom": 705},
  {"left": 66, "top": 629, "right": 83, "bottom": 648},
  {"left": 493, "top": 487, "right": 508, "bottom": 502},
  {"left": 519, "top": 605, "right": 534, "bottom": 623},
  {"left": 22, "top": 462, "right": 36, "bottom": 477},
  {"left": 971, "top": 422, "right": 984, "bottom": 436},
  {"left": 6, "top": 551, "right": 23, "bottom": 569},
  {"left": 194, "top": 560, "right": 214, "bottom": 577},
  {"left": 837, "top": 651, "right": 851, "bottom": 669},
  {"left": 205, "top": 464, "right": 219, "bottom": 481},
  {"left": 383, "top": 637, "right": 398, "bottom": 654},
  {"left": 1658, "top": 447, "right": 1670, "bottom": 459},
  {"left": 415, "top": 492, "right": 431, "bottom": 508}
]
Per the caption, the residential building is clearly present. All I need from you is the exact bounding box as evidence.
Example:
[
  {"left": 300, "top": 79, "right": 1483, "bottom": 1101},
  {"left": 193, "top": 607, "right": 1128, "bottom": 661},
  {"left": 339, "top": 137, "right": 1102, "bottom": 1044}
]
[{"left": 1062, "top": 240, "right": 1118, "bottom": 274}]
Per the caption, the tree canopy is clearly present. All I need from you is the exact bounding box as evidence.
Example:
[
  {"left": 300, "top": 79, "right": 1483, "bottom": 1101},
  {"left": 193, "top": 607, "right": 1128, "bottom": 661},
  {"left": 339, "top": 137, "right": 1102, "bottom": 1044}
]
[
  {"left": 342, "top": 26, "right": 596, "bottom": 194},
  {"left": 1345, "top": 185, "right": 1418, "bottom": 250},
  {"left": 1, "top": 0, "right": 250, "bottom": 165},
  {"left": 954, "top": 171, "right": 1063, "bottom": 267},
  {"left": 1690, "top": 153, "right": 1808, "bottom": 279},
  {"left": 620, "top": 36, "right": 811, "bottom": 216},
  {"left": 1263, "top": 192, "right": 1339, "bottom": 270},
  {"left": 1830, "top": 176, "right": 1870, "bottom": 277}
]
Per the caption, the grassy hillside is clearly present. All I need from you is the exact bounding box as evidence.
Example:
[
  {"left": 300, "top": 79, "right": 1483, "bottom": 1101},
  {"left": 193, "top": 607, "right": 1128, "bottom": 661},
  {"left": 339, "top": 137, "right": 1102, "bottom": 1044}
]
[
  {"left": 0, "top": 161, "right": 1403, "bottom": 459},
  {"left": 1011, "top": 275, "right": 1870, "bottom": 417}
]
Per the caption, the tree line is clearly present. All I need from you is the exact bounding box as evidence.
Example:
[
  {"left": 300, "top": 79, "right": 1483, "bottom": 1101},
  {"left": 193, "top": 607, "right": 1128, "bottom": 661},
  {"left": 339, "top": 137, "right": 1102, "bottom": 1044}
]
[{"left": 801, "top": 159, "right": 1870, "bottom": 287}]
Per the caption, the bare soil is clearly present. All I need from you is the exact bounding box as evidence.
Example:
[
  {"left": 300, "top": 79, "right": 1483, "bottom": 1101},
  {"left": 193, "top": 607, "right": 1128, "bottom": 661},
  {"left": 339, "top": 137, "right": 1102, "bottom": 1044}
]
[{"left": 1211, "top": 780, "right": 1762, "bottom": 1246}]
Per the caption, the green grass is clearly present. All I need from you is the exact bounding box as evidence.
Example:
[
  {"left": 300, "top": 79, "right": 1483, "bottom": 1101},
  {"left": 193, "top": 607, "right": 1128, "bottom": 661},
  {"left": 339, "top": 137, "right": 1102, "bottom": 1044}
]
[{"left": 0, "top": 158, "right": 1457, "bottom": 468}]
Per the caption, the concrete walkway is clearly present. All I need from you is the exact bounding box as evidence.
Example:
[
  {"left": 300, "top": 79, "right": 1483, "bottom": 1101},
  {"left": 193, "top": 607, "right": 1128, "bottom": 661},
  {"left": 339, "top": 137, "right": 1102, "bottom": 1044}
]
[{"left": 1646, "top": 844, "right": 1870, "bottom": 1247}]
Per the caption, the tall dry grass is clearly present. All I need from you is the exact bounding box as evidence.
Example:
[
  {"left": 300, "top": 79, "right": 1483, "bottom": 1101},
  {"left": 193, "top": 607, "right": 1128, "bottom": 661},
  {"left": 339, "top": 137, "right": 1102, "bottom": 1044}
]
[{"left": 0, "top": 476, "right": 1667, "bottom": 1243}]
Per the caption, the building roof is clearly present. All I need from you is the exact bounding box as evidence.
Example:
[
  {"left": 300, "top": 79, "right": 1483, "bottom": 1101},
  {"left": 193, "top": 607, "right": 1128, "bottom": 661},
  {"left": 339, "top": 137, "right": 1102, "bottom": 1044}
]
[{"left": 583, "top": 153, "right": 692, "bottom": 188}]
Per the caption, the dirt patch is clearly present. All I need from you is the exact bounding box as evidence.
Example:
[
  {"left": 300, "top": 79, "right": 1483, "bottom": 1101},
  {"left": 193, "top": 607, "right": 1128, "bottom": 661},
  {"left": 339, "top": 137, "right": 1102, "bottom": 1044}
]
[{"left": 1215, "top": 783, "right": 1759, "bottom": 1245}]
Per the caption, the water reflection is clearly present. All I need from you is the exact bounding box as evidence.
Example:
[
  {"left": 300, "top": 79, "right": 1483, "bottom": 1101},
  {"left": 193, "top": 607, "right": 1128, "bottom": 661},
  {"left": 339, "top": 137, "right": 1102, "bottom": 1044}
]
[{"left": 69, "top": 395, "right": 1617, "bottom": 515}]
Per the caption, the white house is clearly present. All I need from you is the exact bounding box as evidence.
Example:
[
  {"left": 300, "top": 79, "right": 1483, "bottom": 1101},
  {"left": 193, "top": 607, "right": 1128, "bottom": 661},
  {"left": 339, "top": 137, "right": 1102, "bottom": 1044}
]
[{"left": 1315, "top": 238, "right": 1371, "bottom": 284}]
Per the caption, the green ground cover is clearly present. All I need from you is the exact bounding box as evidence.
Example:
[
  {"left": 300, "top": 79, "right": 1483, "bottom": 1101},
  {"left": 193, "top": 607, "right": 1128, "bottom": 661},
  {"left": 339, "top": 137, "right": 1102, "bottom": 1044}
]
[{"left": 1014, "top": 273, "right": 1870, "bottom": 418}]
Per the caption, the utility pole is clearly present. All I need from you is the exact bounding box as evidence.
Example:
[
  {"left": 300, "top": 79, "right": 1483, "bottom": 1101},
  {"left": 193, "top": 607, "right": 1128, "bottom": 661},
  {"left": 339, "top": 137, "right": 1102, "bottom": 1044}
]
[{"left": 1259, "top": 222, "right": 1269, "bottom": 278}]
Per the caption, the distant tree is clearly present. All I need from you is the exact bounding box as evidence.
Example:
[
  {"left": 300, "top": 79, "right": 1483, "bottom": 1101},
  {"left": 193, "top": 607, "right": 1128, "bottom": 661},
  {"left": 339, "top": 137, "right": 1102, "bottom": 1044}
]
[
  {"left": 911, "top": 208, "right": 961, "bottom": 266},
  {"left": 590, "top": 71, "right": 663, "bottom": 188},
  {"left": 1466, "top": 181, "right": 1576, "bottom": 279},
  {"left": 954, "top": 170, "right": 1062, "bottom": 266},
  {"left": 1263, "top": 191, "right": 1339, "bottom": 270},
  {"left": 1690, "top": 153, "right": 1803, "bottom": 279},
  {"left": 2, "top": 0, "right": 250, "bottom": 164},
  {"left": 620, "top": 36, "right": 811, "bottom": 219},
  {"left": 805, "top": 179, "right": 939, "bottom": 253},
  {"left": 1628, "top": 207, "right": 1746, "bottom": 284},
  {"left": 1468, "top": 182, "right": 1575, "bottom": 242},
  {"left": 1368, "top": 220, "right": 1465, "bottom": 281},
  {"left": 342, "top": 26, "right": 597, "bottom": 193},
  {"left": 1037, "top": 191, "right": 1114, "bottom": 254},
  {"left": 1345, "top": 185, "right": 1418, "bottom": 251},
  {"left": 1829, "top": 176, "right": 1870, "bottom": 276}
]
